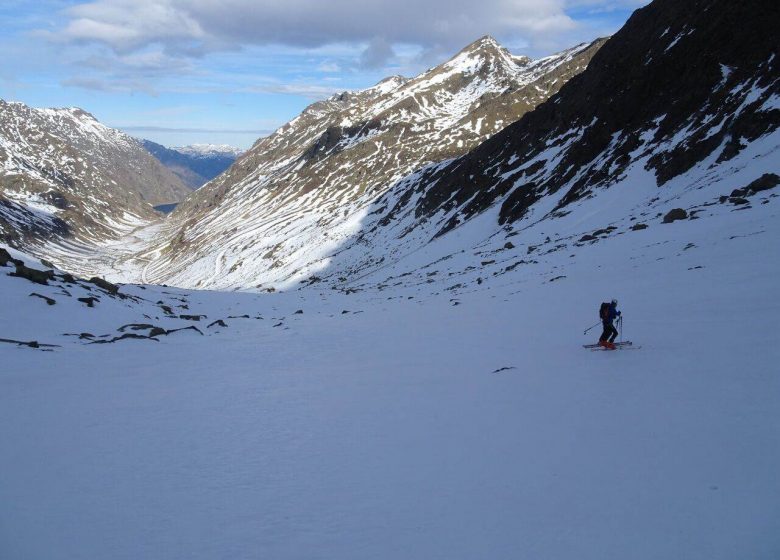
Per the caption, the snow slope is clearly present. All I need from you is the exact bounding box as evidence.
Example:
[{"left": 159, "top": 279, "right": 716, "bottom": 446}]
[{"left": 1, "top": 180, "right": 779, "bottom": 559}]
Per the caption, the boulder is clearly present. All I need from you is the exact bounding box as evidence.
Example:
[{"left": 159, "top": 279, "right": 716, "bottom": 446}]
[
  {"left": 0, "top": 248, "right": 22, "bottom": 268},
  {"left": 78, "top": 296, "right": 99, "bottom": 307},
  {"left": 662, "top": 208, "right": 688, "bottom": 223},
  {"left": 11, "top": 264, "right": 55, "bottom": 285},
  {"left": 89, "top": 277, "right": 119, "bottom": 295}
]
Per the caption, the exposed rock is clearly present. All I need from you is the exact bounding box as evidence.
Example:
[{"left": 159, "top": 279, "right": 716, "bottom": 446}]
[
  {"left": 0, "top": 248, "right": 22, "bottom": 267},
  {"left": 179, "top": 314, "right": 205, "bottom": 321},
  {"left": 118, "top": 323, "right": 155, "bottom": 332},
  {"left": 11, "top": 264, "right": 55, "bottom": 285},
  {"left": 662, "top": 208, "right": 688, "bottom": 223},
  {"left": 165, "top": 325, "right": 204, "bottom": 336},
  {"left": 630, "top": 223, "right": 649, "bottom": 231},
  {"left": 91, "top": 333, "right": 159, "bottom": 344},
  {"left": 29, "top": 292, "right": 56, "bottom": 305},
  {"left": 89, "top": 277, "right": 119, "bottom": 295},
  {"left": 0, "top": 337, "right": 58, "bottom": 349},
  {"left": 729, "top": 173, "right": 779, "bottom": 198},
  {"left": 78, "top": 296, "right": 99, "bottom": 307},
  {"left": 207, "top": 320, "right": 228, "bottom": 328}
]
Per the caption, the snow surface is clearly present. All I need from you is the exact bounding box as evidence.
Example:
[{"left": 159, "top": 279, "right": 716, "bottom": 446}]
[{"left": 1, "top": 189, "right": 779, "bottom": 559}]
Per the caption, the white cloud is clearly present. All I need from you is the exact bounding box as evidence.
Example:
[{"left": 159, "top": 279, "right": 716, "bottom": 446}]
[
  {"left": 49, "top": 0, "right": 649, "bottom": 98},
  {"left": 58, "top": 0, "right": 580, "bottom": 57},
  {"left": 317, "top": 61, "right": 342, "bottom": 73}
]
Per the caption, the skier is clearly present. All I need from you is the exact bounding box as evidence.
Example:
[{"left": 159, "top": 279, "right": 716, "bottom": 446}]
[{"left": 598, "top": 299, "right": 621, "bottom": 350}]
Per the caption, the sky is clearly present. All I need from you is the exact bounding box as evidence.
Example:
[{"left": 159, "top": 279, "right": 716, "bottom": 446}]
[{"left": 0, "top": 0, "right": 649, "bottom": 149}]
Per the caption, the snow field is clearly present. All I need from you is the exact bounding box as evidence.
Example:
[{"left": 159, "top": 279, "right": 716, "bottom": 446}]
[{"left": 1, "top": 199, "right": 778, "bottom": 559}]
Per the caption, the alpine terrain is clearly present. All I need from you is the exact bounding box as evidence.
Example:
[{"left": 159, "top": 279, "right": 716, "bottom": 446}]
[
  {"left": 101, "top": 35, "right": 607, "bottom": 286},
  {"left": 0, "top": 101, "right": 190, "bottom": 250},
  {"left": 141, "top": 140, "right": 243, "bottom": 192},
  {"left": 1, "top": 0, "right": 778, "bottom": 558}
]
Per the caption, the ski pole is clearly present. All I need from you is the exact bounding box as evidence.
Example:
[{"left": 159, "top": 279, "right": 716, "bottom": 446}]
[{"left": 583, "top": 321, "right": 601, "bottom": 335}]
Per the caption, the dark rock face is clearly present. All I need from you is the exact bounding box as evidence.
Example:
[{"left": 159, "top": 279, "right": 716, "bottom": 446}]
[
  {"left": 11, "top": 264, "right": 55, "bottom": 285},
  {"left": 0, "top": 248, "right": 22, "bottom": 267},
  {"left": 29, "top": 292, "right": 56, "bottom": 305},
  {"left": 663, "top": 208, "right": 689, "bottom": 223},
  {"left": 404, "top": 0, "right": 779, "bottom": 234},
  {"left": 730, "top": 173, "right": 779, "bottom": 198},
  {"left": 88, "top": 277, "right": 119, "bottom": 295}
]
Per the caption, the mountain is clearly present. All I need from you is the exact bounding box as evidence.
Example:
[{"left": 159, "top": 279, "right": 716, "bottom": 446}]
[
  {"left": 141, "top": 140, "right": 243, "bottom": 190},
  {"left": 405, "top": 0, "right": 780, "bottom": 233},
  {"left": 132, "top": 36, "right": 607, "bottom": 289},
  {"left": 129, "top": 0, "right": 778, "bottom": 293},
  {"left": 1, "top": 0, "right": 778, "bottom": 556},
  {"left": 0, "top": 102, "right": 190, "bottom": 250}
]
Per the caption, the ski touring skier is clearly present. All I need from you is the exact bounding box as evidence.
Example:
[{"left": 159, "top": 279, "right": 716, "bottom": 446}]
[{"left": 598, "top": 299, "right": 621, "bottom": 350}]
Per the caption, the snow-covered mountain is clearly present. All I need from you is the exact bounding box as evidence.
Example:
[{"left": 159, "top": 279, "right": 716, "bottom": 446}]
[
  {"left": 0, "top": 102, "right": 190, "bottom": 249},
  {"left": 141, "top": 140, "right": 243, "bottom": 190},
  {"left": 1, "top": 0, "right": 778, "bottom": 557},
  {"left": 122, "top": 0, "right": 778, "bottom": 293},
  {"left": 127, "top": 36, "right": 606, "bottom": 288},
  {"left": 174, "top": 144, "right": 244, "bottom": 158}
]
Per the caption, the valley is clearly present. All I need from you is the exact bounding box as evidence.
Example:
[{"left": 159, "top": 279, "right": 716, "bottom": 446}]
[{"left": 1, "top": 0, "right": 778, "bottom": 558}]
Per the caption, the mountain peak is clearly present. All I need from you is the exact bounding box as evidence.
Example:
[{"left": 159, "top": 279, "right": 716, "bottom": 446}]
[
  {"left": 467, "top": 34, "right": 499, "bottom": 48},
  {"left": 458, "top": 35, "right": 505, "bottom": 56}
]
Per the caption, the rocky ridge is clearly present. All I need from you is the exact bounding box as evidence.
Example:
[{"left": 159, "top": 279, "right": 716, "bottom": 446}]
[
  {"left": 132, "top": 36, "right": 606, "bottom": 289},
  {"left": 134, "top": 0, "right": 779, "bottom": 293},
  {"left": 0, "top": 102, "right": 190, "bottom": 249}
]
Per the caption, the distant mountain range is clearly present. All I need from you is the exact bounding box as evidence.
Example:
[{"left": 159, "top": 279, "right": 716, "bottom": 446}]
[
  {"left": 1, "top": 0, "right": 777, "bottom": 292},
  {"left": 140, "top": 140, "right": 243, "bottom": 191}
]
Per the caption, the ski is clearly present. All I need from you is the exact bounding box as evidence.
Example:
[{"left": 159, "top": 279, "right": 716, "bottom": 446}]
[
  {"left": 591, "top": 345, "right": 642, "bottom": 351},
  {"left": 582, "top": 341, "right": 633, "bottom": 349}
]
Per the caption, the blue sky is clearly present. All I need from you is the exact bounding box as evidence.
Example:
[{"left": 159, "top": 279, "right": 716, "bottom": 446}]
[{"left": 0, "top": 0, "right": 648, "bottom": 149}]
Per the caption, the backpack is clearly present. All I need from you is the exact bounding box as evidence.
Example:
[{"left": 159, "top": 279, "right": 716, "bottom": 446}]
[{"left": 599, "top": 302, "right": 610, "bottom": 320}]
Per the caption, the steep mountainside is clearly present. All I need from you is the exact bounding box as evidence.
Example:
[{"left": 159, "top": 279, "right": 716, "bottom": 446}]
[
  {"left": 129, "top": 0, "right": 779, "bottom": 292},
  {"left": 0, "top": 102, "right": 190, "bottom": 248},
  {"left": 404, "top": 0, "right": 779, "bottom": 233},
  {"left": 133, "top": 36, "right": 606, "bottom": 288},
  {"left": 141, "top": 140, "right": 242, "bottom": 190}
]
